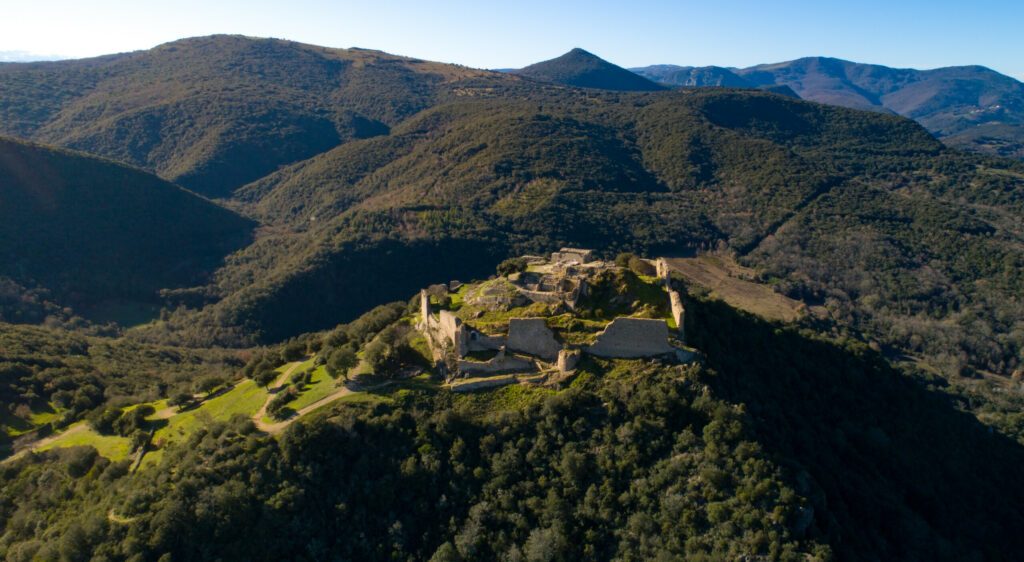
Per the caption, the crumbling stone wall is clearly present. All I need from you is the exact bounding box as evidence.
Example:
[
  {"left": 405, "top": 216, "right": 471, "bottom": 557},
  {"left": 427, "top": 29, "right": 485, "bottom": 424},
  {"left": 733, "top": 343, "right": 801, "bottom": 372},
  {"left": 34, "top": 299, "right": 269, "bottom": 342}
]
[
  {"left": 507, "top": 318, "right": 561, "bottom": 361},
  {"left": 458, "top": 350, "right": 535, "bottom": 376},
  {"left": 450, "top": 375, "right": 518, "bottom": 393},
  {"left": 552, "top": 248, "right": 595, "bottom": 264},
  {"left": 558, "top": 349, "right": 581, "bottom": 373},
  {"left": 668, "top": 289, "right": 685, "bottom": 340},
  {"left": 467, "top": 332, "right": 506, "bottom": 352},
  {"left": 437, "top": 310, "right": 467, "bottom": 357},
  {"left": 421, "top": 290, "right": 468, "bottom": 357},
  {"left": 587, "top": 318, "right": 673, "bottom": 358}
]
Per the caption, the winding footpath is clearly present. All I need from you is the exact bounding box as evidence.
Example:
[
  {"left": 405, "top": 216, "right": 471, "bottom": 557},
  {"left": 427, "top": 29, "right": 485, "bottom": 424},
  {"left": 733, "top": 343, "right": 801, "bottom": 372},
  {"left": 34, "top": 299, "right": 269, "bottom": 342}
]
[{"left": 250, "top": 358, "right": 389, "bottom": 434}]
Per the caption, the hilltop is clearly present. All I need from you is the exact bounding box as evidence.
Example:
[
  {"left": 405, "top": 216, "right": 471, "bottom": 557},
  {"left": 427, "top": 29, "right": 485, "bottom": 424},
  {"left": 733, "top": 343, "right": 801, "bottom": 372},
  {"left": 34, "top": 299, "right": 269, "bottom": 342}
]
[
  {"left": 4, "top": 250, "right": 1024, "bottom": 560},
  {"left": 0, "top": 35, "right": 523, "bottom": 197},
  {"left": 514, "top": 48, "right": 665, "bottom": 91},
  {"left": 0, "top": 136, "right": 254, "bottom": 318}
]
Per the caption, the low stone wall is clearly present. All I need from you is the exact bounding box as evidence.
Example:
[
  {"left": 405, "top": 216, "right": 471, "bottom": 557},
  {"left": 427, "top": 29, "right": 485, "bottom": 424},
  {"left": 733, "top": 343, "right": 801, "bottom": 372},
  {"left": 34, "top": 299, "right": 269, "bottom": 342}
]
[
  {"left": 458, "top": 351, "right": 534, "bottom": 375},
  {"left": 586, "top": 318, "right": 673, "bottom": 358},
  {"left": 450, "top": 375, "right": 518, "bottom": 393},
  {"left": 515, "top": 288, "right": 564, "bottom": 305},
  {"left": 507, "top": 318, "right": 561, "bottom": 361}
]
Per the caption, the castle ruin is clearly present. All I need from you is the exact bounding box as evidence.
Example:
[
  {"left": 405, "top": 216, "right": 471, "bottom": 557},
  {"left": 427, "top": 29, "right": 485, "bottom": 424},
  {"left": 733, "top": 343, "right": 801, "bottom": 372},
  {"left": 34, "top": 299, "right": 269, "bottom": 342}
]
[{"left": 418, "top": 249, "right": 690, "bottom": 390}]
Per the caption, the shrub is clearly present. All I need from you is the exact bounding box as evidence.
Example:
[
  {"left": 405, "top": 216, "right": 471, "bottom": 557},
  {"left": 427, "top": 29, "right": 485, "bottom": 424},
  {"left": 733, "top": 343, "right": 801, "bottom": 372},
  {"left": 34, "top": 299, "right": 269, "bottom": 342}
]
[
  {"left": 253, "top": 369, "right": 278, "bottom": 388},
  {"left": 496, "top": 257, "right": 528, "bottom": 277},
  {"left": 193, "top": 375, "right": 225, "bottom": 395},
  {"left": 168, "top": 392, "right": 194, "bottom": 409},
  {"left": 87, "top": 408, "right": 122, "bottom": 435}
]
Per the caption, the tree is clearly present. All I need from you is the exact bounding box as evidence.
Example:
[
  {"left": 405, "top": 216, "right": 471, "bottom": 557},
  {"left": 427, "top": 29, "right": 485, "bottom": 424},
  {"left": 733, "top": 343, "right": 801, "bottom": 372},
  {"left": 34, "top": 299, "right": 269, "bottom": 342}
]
[
  {"left": 87, "top": 407, "right": 121, "bottom": 435},
  {"left": 168, "top": 392, "right": 194, "bottom": 410},
  {"left": 327, "top": 347, "right": 357, "bottom": 378},
  {"left": 194, "top": 375, "right": 225, "bottom": 395},
  {"left": 281, "top": 340, "right": 305, "bottom": 362},
  {"left": 253, "top": 369, "right": 278, "bottom": 388},
  {"left": 497, "top": 257, "right": 528, "bottom": 277}
]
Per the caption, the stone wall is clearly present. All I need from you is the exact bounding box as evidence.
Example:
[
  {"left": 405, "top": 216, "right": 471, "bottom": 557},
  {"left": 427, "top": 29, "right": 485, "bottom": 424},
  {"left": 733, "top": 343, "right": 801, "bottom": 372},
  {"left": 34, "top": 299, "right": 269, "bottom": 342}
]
[
  {"left": 467, "top": 332, "right": 506, "bottom": 352},
  {"left": 558, "top": 349, "right": 581, "bottom": 373},
  {"left": 668, "top": 289, "right": 685, "bottom": 339},
  {"left": 552, "top": 248, "right": 595, "bottom": 264},
  {"left": 516, "top": 288, "right": 565, "bottom": 305},
  {"left": 438, "top": 310, "right": 467, "bottom": 357},
  {"left": 507, "top": 318, "right": 562, "bottom": 361},
  {"left": 457, "top": 351, "right": 534, "bottom": 375},
  {"left": 586, "top": 318, "right": 673, "bottom": 358},
  {"left": 450, "top": 375, "right": 518, "bottom": 393},
  {"left": 420, "top": 291, "right": 468, "bottom": 358}
]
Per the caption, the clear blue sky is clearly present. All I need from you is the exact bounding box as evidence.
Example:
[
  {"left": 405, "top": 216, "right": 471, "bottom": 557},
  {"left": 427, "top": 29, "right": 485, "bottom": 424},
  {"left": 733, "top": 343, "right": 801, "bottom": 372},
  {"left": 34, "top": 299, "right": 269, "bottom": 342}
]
[{"left": 3, "top": 0, "right": 1022, "bottom": 79}]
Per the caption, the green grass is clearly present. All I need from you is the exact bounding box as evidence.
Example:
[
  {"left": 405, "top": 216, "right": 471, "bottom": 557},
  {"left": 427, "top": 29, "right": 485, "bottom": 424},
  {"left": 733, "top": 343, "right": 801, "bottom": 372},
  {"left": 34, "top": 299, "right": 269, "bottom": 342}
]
[
  {"left": 2, "top": 405, "right": 64, "bottom": 438},
  {"left": 152, "top": 379, "right": 268, "bottom": 445},
  {"left": 287, "top": 366, "right": 343, "bottom": 411},
  {"left": 453, "top": 384, "right": 555, "bottom": 417},
  {"left": 448, "top": 285, "right": 466, "bottom": 308},
  {"left": 37, "top": 423, "right": 132, "bottom": 461}
]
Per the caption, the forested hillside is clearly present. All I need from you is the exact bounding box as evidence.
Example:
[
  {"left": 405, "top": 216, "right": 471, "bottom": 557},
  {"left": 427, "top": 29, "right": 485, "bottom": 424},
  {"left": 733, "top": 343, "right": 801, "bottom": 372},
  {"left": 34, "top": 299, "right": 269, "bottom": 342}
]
[
  {"left": 2, "top": 294, "right": 1023, "bottom": 561},
  {"left": 0, "top": 137, "right": 254, "bottom": 313},
  {"left": 139, "top": 87, "right": 1024, "bottom": 388},
  {"left": 0, "top": 35, "right": 524, "bottom": 196}
]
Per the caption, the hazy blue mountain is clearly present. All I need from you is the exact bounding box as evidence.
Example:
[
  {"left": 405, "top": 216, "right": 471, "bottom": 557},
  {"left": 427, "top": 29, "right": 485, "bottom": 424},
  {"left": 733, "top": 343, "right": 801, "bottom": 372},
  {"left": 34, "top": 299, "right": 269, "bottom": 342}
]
[
  {"left": 632, "top": 64, "right": 753, "bottom": 88},
  {"left": 635, "top": 56, "right": 1024, "bottom": 159}
]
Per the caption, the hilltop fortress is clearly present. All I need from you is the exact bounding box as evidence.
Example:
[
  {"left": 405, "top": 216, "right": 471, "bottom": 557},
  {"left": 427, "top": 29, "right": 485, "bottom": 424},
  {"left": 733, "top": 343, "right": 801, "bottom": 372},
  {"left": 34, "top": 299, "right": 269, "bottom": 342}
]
[{"left": 418, "top": 249, "right": 691, "bottom": 391}]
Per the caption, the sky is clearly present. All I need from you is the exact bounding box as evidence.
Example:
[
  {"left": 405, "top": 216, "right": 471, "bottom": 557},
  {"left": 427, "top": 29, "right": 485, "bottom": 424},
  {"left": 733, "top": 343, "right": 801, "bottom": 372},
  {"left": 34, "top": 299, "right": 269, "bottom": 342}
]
[{"left": 2, "top": 0, "right": 1022, "bottom": 80}]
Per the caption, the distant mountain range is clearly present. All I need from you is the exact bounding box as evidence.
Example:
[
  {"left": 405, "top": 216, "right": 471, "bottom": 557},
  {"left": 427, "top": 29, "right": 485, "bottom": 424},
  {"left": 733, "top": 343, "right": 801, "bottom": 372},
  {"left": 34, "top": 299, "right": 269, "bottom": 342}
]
[
  {"left": 633, "top": 57, "right": 1024, "bottom": 159},
  {"left": 0, "top": 50, "right": 64, "bottom": 63}
]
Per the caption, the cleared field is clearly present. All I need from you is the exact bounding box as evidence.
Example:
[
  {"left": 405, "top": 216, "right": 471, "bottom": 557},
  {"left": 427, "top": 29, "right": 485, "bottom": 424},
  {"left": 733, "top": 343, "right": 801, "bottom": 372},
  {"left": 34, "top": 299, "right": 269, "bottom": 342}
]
[
  {"left": 663, "top": 255, "right": 804, "bottom": 323},
  {"left": 153, "top": 379, "right": 268, "bottom": 444},
  {"left": 37, "top": 423, "right": 132, "bottom": 461},
  {"left": 287, "top": 365, "right": 342, "bottom": 411}
]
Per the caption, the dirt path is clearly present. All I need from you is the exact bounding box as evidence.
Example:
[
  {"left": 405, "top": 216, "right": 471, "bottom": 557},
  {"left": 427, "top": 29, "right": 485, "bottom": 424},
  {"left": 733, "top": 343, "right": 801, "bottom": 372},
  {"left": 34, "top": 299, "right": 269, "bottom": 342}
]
[
  {"left": 255, "top": 380, "right": 391, "bottom": 434},
  {"left": 251, "top": 359, "right": 308, "bottom": 428},
  {"left": 2, "top": 423, "right": 88, "bottom": 464}
]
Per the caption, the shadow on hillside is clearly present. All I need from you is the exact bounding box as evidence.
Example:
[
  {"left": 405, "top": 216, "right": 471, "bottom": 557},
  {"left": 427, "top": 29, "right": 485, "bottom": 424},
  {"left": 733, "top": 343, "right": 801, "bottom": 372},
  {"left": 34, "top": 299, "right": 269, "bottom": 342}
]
[{"left": 686, "top": 297, "right": 1024, "bottom": 562}]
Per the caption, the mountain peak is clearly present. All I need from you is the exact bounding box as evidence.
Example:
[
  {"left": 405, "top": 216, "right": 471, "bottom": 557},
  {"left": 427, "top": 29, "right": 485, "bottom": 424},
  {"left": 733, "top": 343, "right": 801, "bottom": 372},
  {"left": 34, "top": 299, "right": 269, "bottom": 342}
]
[{"left": 515, "top": 48, "right": 665, "bottom": 92}]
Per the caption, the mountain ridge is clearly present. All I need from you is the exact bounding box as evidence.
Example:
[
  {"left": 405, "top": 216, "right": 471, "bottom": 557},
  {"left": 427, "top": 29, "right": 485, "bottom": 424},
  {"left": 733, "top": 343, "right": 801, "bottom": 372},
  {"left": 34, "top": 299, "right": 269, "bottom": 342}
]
[{"left": 634, "top": 56, "right": 1024, "bottom": 159}]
